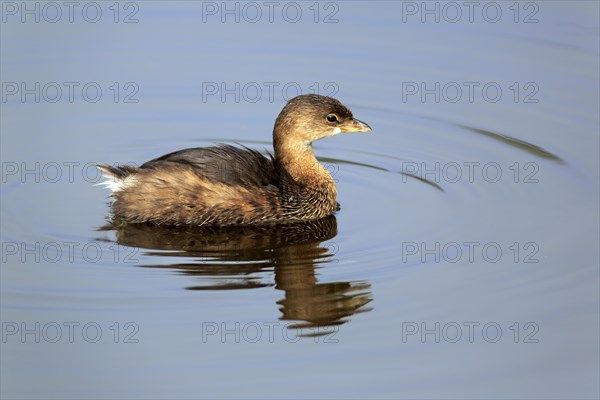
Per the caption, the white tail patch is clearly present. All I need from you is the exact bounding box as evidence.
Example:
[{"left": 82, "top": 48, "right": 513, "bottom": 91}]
[{"left": 95, "top": 166, "right": 137, "bottom": 193}]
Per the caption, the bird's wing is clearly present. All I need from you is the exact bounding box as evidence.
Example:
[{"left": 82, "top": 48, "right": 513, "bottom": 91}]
[{"left": 140, "top": 144, "right": 278, "bottom": 187}]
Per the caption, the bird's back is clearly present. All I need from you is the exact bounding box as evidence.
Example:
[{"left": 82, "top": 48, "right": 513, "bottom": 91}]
[{"left": 142, "top": 144, "right": 278, "bottom": 187}]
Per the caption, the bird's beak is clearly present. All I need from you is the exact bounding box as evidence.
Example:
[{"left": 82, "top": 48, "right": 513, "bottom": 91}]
[{"left": 342, "top": 118, "right": 372, "bottom": 133}]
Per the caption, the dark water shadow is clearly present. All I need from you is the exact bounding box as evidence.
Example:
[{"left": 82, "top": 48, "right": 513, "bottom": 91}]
[
  {"left": 354, "top": 104, "right": 564, "bottom": 164},
  {"left": 458, "top": 125, "right": 564, "bottom": 163},
  {"left": 321, "top": 155, "right": 445, "bottom": 192},
  {"left": 99, "top": 216, "right": 372, "bottom": 333}
]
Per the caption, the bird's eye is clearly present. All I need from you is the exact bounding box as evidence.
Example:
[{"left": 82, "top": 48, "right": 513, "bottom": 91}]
[{"left": 326, "top": 114, "right": 339, "bottom": 123}]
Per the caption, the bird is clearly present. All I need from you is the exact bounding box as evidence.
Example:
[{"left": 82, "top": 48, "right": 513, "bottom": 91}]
[{"left": 97, "top": 94, "right": 372, "bottom": 226}]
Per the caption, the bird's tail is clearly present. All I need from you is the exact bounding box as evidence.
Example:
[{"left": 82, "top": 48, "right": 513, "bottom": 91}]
[{"left": 96, "top": 164, "right": 139, "bottom": 193}]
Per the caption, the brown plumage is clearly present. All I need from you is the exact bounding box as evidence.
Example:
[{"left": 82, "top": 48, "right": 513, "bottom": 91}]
[{"left": 97, "top": 94, "right": 372, "bottom": 226}]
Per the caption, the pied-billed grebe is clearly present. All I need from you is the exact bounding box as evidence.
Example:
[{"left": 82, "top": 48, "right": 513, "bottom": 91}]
[{"left": 97, "top": 94, "right": 372, "bottom": 225}]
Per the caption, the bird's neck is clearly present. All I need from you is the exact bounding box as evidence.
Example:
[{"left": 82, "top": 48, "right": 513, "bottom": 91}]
[{"left": 274, "top": 137, "right": 333, "bottom": 188}]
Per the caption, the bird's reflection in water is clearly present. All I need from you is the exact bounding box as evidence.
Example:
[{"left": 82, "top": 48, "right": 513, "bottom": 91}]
[{"left": 103, "top": 215, "right": 372, "bottom": 334}]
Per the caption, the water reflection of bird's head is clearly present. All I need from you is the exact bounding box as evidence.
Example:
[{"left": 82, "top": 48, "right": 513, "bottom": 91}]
[{"left": 100, "top": 215, "right": 372, "bottom": 330}]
